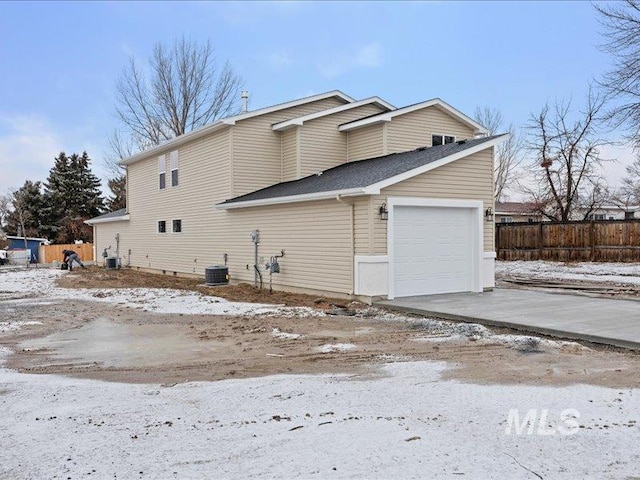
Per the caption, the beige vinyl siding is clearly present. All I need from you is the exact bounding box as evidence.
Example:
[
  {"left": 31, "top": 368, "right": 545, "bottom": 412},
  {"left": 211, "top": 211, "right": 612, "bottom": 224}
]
[
  {"left": 378, "top": 148, "right": 495, "bottom": 253},
  {"left": 232, "top": 97, "right": 347, "bottom": 196},
  {"left": 123, "top": 128, "right": 231, "bottom": 273},
  {"left": 100, "top": 198, "right": 354, "bottom": 296},
  {"left": 298, "top": 104, "right": 386, "bottom": 178},
  {"left": 92, "top": 221, "right": 130, "bottom": 266},
  {"left": 347, "top": 124, "right": 384, "bottom": 162},
  {"left": 281, "top": 128, "right": 298, "bottom": 181},
  {"left": 353, "top": 197, "right": 370, "bottom": 254},
  {"left": 387, "top": 106, "right": 475, "bottom": 153}
]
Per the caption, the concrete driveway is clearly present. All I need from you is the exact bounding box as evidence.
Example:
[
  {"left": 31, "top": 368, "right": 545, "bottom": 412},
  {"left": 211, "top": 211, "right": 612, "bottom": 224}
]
[{"left": 376, "top": 288, "right": 640, "bottom": 350}]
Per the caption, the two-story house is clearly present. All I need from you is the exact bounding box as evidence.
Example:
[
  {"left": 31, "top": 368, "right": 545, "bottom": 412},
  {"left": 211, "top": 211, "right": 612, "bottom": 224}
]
[{"left": 87, "top": 90, "right": 507, "bottom": 302}]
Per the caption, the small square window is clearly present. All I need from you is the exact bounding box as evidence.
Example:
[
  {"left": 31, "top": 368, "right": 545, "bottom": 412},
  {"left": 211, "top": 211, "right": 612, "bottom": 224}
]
[
  {"left": 172, "top": 219, "right": 182, "bottom": 233},
  {"left": 158, "top": 220, "right": 166, "bottom": 233},
  {"left": 444, "top": 135, "right": 455, "bottom": 144}
]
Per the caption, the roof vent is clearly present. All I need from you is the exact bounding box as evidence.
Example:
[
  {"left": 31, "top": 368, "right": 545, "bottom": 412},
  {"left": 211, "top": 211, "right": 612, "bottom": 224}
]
[
  {"left": 456, "top": 139, "right": 467, "bottom": 145},
  {"left": 241, "top": 91, "right": 249, "bottom": 113},
  {"left": 416, "top": 146, "right": 427, "bottom": 151},
  {"left": 316, "top": 171, "right": 323, "bottom": 176}
]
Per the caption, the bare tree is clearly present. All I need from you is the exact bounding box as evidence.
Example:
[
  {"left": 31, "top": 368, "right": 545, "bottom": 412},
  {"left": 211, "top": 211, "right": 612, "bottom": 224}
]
[
  {"left": 110, "top": 37, "right": 243, "bottom": 155},
  {"left": 524, "top": 91, "right": 612, "bottom": 222},
  {"left": 615, "top": 154, "right": 640, "bottom": 206},
  {"left": 474, "top": 107, "right": 523, "bottom": 201},
  {"left": 106, "top": 36, "right": 244, "bottom": 173},
  {"left": 596, "top": 0, "right": 640, "bottom": 148}
]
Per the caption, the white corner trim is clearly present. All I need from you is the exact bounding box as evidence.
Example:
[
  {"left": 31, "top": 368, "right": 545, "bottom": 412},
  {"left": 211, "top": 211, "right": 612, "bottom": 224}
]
[
  {"left": 483, "top": 251, "right": 497, "bottom": 259},
  {"left": 338, "top": 98, "right": 489, "bottom": 134},
  {"left": 216, "top": 188, "right": 367, "bottom": 210},
  {"left": 364, "top": 134, "right": 509, "bottom": 194},
  {"left": 84, "top": 214, "right": 130, "bottom": 225},
  {"left": 272, "top": 97, "right": 395, "bottom": 131},
  {"left": 354, "top": 255, "right": 389, "bottom": 296},
  {"left": 386, "top": 197, "right": 484, "bottom": 299}
]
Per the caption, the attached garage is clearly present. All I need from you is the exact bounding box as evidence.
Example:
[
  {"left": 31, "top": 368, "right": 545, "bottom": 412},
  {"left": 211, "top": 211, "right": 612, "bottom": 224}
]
[{"left": 387, "top": 198, "right": 483, "bottom": 299}]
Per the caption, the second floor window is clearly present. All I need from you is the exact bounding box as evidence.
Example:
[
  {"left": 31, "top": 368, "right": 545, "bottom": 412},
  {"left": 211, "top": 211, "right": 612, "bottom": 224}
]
[
  {"left": 170, "top": 150, "right": 179, "bottom": 187},
  {"left": 172, "top": 219, "right": 182, "bottom": 233},
  {"left": 432, "top": 134, "right": 455, "bottom": 146},
  {"left": 158, "top": 220, "right": 166, "bottom": 233},
  {"left": 158, "top": 155, "right": 166, "bottom": 190}
]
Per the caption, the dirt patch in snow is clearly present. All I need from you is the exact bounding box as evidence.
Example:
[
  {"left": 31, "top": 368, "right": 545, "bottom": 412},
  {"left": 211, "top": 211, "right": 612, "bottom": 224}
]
[
  {"left": 2, "top": 296, "right": 640, "bottom": 388},
  {"left": 55, "top": 267, "right": 349, "bottom": 309}
]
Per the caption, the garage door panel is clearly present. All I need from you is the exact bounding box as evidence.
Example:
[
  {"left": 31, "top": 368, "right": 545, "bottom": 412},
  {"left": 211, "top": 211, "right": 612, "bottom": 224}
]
[{"left": 393, "top": 206, "right": 474, "bottom": 297}]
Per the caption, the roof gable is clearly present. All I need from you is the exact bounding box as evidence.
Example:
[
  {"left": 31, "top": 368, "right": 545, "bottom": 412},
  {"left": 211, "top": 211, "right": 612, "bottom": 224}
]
[
  {"left": 337, "top": 98, "right": 488, "bottom": 134},
  {"left": 271, "top": 97, "right": 395, "bottom": 131},
  {"left": 121, "top": 90, "right": 355, "bottom": 166},
  {"left": 217, "top": 134, "right": 508, "bottom": 209}
]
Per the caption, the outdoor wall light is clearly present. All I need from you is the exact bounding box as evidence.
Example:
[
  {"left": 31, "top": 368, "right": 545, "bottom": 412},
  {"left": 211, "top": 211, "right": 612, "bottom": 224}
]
[
  {"left": 379, "top": 203, "right": 389, "bottom": 220},
  {"left": 485, "top": 207, "right": 494, "bottom": 222}
]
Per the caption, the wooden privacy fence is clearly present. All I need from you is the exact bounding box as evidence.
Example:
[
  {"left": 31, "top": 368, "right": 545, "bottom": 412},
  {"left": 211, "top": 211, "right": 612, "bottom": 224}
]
[
  {"left": 496, "top": 220, "right": 640, "bottom": 262},
  {"left": 38, "top": 243, "right": 94, "bottom": 263}
]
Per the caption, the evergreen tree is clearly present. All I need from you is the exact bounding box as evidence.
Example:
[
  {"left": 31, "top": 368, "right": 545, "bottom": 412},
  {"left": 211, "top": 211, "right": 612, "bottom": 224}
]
[
  {"left": 42, "top": 151, "right": 105, "bottom": 243},
  {"left": 6, "top": 181, "right": 46, "bottom": 238},
  {"left": 106, "top": 175, "right": 126, "bottom": 211}
]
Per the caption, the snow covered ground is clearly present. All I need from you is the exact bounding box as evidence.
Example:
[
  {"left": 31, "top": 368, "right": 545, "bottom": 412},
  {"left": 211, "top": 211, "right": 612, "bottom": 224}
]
[
  {"left": 0, "top": 268, "right": 314, "bottom": 316},
  {"left": 1, "top": 349, "right": 639, "bottom": 479},
  {"left": 1, "top": 266, "right": 640, "bottom": 478},
  {"left": 496, "top": 260, "right": 640, "bottom": 285}
]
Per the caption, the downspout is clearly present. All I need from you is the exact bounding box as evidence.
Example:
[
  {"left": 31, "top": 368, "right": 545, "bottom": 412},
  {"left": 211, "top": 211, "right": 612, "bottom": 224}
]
[{"left": 336, "top": 194, "right": 355, "bottom": 295}]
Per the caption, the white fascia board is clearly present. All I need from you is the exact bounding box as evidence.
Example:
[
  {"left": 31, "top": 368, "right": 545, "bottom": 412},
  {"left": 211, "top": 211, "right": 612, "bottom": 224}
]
[
  {"left": 216, "top": 188, "right": 366, "bottom": 210},
  {"left": 364, "top": 134, "right": 509, "bottom": 194},
  {"left": 271, "top": 97, "right": 395, "bottom": 131},
  {"left": 120, "top": 91, "right": 355, "bottom": 166},
  {"left": 227, "top": 90, "right": 355, "bottom": 124},
  {"left": 84, "top": 214, "right": 131, "bottom": 225},
  {"left": 338, "top": 98, "right": 489, "bottom": 134},
  {"left": 119, "top": 122, "right": 228, "bottom": 166}
]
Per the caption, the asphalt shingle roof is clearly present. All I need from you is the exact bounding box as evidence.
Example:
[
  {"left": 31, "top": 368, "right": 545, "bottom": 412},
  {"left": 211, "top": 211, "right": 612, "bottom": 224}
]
[
  {"left": 89, "top": 208, "right": 128, "bottom": 221},
  {"left": 220, "top": 134, "right": 505, "bottom": 206}
]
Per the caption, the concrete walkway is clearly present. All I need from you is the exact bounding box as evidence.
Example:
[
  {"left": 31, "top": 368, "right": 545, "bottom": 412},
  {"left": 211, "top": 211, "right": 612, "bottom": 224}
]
[{"left": 376, "top": 288, "right": 640, "bottom": 350}]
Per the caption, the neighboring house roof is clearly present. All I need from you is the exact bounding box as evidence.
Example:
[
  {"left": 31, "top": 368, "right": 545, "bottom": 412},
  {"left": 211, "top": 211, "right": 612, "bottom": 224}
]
[
  {"left": 495, "top": 202, "right": 542, "bottom": 215},
  {"left": 271, "top": 97, "right": 395, "bottom": 131},
  {"left": 6, "top": 235, "right": 48, "bottom": 242},
  {"left": 120, "top": 90, "right": 355, "bottom": 166},
  {"left": 85, "top": 208, "right": 130, "bottom": 225},
  {"left": 218, "top": 134, "right": 508, "bottom": 209},
  {"left": 337, "top": 98, "right": 489, "bottom": 135}
]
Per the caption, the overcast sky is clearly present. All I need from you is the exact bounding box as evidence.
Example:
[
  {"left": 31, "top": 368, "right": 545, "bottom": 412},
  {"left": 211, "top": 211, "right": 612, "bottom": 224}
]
[{"left": 0, "top": 1, "right": 635, "bottom": 198}]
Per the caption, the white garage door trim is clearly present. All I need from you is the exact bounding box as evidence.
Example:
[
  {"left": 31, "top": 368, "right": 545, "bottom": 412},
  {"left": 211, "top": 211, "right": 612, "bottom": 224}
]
[{"left": 387, "top": 197, "right": 484, "bottom": 299}]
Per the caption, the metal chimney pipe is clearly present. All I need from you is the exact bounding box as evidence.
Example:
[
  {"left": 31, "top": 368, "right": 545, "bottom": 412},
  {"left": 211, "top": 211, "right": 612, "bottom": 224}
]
[{"left": 241, "top": 91, "right": 249, "bottom": 113}]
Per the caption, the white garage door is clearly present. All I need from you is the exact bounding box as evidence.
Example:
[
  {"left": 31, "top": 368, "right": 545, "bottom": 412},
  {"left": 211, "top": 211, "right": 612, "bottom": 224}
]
[{"left": 393, "top": 206, "right": 474, "bottom": 297}]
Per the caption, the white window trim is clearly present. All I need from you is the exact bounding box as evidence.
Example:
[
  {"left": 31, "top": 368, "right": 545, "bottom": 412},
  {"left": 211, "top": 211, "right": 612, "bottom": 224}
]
[
  {"left": 386, "top": 197, "right": 484, "bottom": 300},
  {"left": 158, "top": 155, "right": 166, "bottom": 190},
  {"left": 431, "top": 133, "right": 456, "bottom": 146},
  {"left": 157, "top": 219, "right": 167, "bottom": 234},
  {"left": 170, "top": 151, "right": 179, "bottom": 188}
]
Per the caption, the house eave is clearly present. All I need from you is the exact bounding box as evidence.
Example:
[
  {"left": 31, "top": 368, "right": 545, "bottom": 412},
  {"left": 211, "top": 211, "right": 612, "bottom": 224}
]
[
  {"left": 271, "top": 97, "right": 395, "bottom": 132},
  {"left": 120, "top": 90, "right": 356, "bottom": 166},
  {"left": 338, "top": 98, "right": 489, "bottom": 135},
  {"left": 85, "top": 214, "right": 131, "bottom": 225},
  {"left": 216, "top": 188, "right": 367, "bottom": 210}
]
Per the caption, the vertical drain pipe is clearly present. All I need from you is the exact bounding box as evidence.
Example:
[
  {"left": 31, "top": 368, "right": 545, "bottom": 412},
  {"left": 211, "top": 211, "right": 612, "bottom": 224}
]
[{"left": 251, "top": 229, "right": 260, "bottom": 288}]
